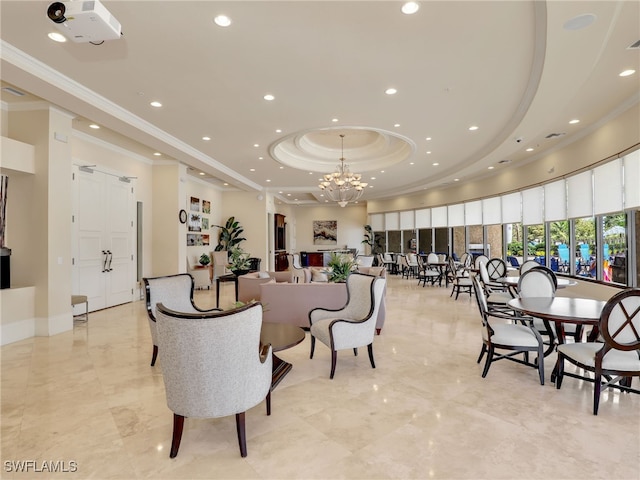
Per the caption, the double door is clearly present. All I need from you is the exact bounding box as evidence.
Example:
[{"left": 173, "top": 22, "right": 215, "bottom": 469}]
[{"left": 72, "top": 167, "right": 135, "bottom": 312}]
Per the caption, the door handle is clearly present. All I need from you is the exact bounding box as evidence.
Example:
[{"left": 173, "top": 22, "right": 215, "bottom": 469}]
[
  {"left": 106, "top": 250, "right": 113, "bottom": 272},
  {"left": 102, "top": 250, "right": 108, "bottom": 272}
]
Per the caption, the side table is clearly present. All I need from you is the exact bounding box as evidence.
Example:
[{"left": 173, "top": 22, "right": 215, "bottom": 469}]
[{"left": 216, "top": 274, "right": 239, "bottom": 307}]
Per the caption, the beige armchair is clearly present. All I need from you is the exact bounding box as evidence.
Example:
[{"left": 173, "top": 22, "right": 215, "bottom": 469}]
[
  {"left": 143, "top": 273, "right": 221, "bottom": 366},
  {"left": 155, "top": 302, "right": 272, "bottom": 458},
  {"left": 309, "top": 273, "right": 386, "bottom": 379}
]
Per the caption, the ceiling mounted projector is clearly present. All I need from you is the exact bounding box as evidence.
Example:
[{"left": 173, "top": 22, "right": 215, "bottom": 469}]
[{"left": 47, "top": 1, "right": 121, "bottom": 43}]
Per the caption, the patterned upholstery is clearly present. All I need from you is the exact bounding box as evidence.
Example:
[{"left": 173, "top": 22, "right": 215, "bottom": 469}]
[
  {"left": 309, "top": 273, "right": 386, "bottom": 379},
  {"left": 155, "top": 302, "right": 272, "bottom": 457},
  {"left": 143, "top": 273, "right": 221, "bottom": 366}
]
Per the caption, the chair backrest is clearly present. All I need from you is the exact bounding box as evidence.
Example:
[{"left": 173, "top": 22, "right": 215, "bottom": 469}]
[
  {"left": 336, "top": 273, "right": 385, "bottom": 322},
  {"left": 427, "top": 252, "right": 439, "bottom": 264},
  {"left": 383, "top": 253, "right": 393, "bottom": 263},
  {"left": 357, "top": 255, "right": 374, "bottom": 267},
  {"left": 212, "top": 251, "right": 230, "bottom": 278},
  {"left": 292, "top": 253, "right": 303, "bottom": 269},
  {"left": 474, "top": 255, "right": 489, "bottom": 269},
  {"left": 144, "top": 273, "right": 197, "bottom": 321},
  {"left": 600, "top": 288, "right": 640, "bottom": 352},
  {"left": 248, "top": 257, "right": 261, "bottom": 272},
  {"left": 486, "top": 258, "right": 507, "bottom": 280},
  {"left": 472, "top": 275, "right": 489, "bottom": 326},
  {"left": 155, "top": 302, "right": 271, "bottom": 418},
  {"left": 520, "top": 260, "right": 540, "bottom": 274},
  {"left": 507, "top": 256, "right": 520, "bottom": 267},
  {"left": 478, "top": 260, "right": 491, "bottom": 285},
  {"left": 518, "top": 268, "right": 557, "bottom": 298}
]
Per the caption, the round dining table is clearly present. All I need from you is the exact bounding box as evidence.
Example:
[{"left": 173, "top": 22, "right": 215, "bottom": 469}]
[{"left": 498, "top": 276, "right": 578, "bottom": 289}]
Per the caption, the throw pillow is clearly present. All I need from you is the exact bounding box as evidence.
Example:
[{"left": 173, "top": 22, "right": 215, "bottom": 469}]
[
  {"left": 311, "top": 268, "right": 329, "bottom": 282},
  {"left": 258, "top": 271, "right": 271, "bottom": 279}
]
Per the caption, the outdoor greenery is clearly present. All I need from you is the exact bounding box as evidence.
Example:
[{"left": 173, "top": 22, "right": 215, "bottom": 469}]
[{"left": 214, "top": 216, "right": 246, "bottom": 251}]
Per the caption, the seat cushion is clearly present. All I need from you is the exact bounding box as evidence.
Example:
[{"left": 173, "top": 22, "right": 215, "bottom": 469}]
[
  {"left": 485, "top": 324, "right": 540, "bottom": 348},
  {"left": 558, "top": 342, "right": 640, "bottom": 371}
]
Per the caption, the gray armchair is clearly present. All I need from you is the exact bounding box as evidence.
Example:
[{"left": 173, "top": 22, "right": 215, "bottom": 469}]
[
  {"left": 143, "top": 273, "right": 221, "bottom": 366},
  {"left": 309, "top": 273, "right": 386, "bottom": 379},
  {"left": 155, "top": 302, "right": 272, "bottom": 457}
]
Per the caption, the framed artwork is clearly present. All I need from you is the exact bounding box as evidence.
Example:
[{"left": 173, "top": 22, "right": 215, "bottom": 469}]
[
  {"left": 202, "top": 234, "right": 210, "bottom": 246},
  {"left": 188, "top": 213, "right": 202, "bottom": 232},
  {"left": 190, "top": 196, "right": 200, "bottom": 212},
  {"left": 202, "top": 218, "right": 209, "bottom": 230},
  {"left": 202, "top": 200, "right": 211, "bottom": 214},
  {"left": 187, "top": 234, "right": 198, "bottom": 246},
  {"left": 313, "top": 220, "right": 337, "bottom": 245}
]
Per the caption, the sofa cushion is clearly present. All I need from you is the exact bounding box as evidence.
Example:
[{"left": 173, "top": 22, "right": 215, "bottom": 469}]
[
  {"left": 258, "top": 271, "right": 271, "bottom": 279},
  {"left": 311, "top": 268, "right": 329, "bottom": 282}
]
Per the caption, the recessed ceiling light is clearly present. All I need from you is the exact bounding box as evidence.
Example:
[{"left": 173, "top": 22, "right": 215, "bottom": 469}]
[
  {"left": 199, "top": 172, "right": 205, "bottom": 176},
  {"left": 150, "top": 101, "right": 162, "bottom": 108},
  {"left": 488, "top": 166, "right": 495, "bottom": 170},
  {"left": 454, "top": 178, "right": 460, "bottom": 182},
  {"left": 468, "top": 125, "right": 479, "bottom": 131},
  {"left": 278, "top": 191, "right": 283, "bottom": 194},
  {"left": 153, "top": 152, "right": 161, "bottom": 156},
  {"left": 569, "top": 119, "right": 580, "bottom": 124},
  {"left": 394, "top": 123, "right": 400, "bottom": 127},
  {"left": 371, "top": 177, "right": 376, "bottom": 180},
  {"left": 287, "top": 193, "right": 291, "bottom": 196},
  {"left": 266, "top": 179, "right": 271, "bottom": 182},
  {"left": 309, "top": 172, "right": 313, "bottom": 175},
  {"left": 250, "top": 168, "right": 256, "bottom": 172},
  {"left": 426, "top": 151, "right": 431, "bottom": 154},
  {"left": 223, "top": 182, "right": 229, "bottom": 186},
  {"left": 279, "top": 166, "right": 284, "bottom": 169},
  {"left": 380, "top": 170, "right": 385, "bottom": 173},
  {"left": 214, "top": 15, "right": 231, "bottom": 27},
  {"left": 409, "top": 162, "right": 414, "bottom": 165},
  {"left": 294, "top": 198, "right": 298, "bottom": 201},
  {"left": 275, "top": 129, "right": 282, "bottom": 133},
  {"left": 526, "top": 148, "right": 534, "bottom": 152},
  {"left": 619, "top": 69, "right": 636, "bottom": 77},
  {"left": 432, "top": 163, "right": 439, "bottom": 166},
  {"left": 320, "top": 194, "right": 324, "bottom": 197},
  {"left": 385, "top": 88, "right": 397, "bottom": 95},
  {"left": 48, "top": 32, "right": 66, "bottom": 42},
  {"left": 369, "top": 185, "right": 374, "bottom": 188},
  {"left": 426, "top": 137, "right": 432, "bottom": 141},
  {"left": 263, "top": 94, "right": 275, "bottom": 101},
  {"left": 401, "top": 2, "right": 420, "bottom": 15},
  {"left": 202, "top": 136, "right": 211, "bottom": 141},
  {"left": 253, "top": 144, "right": 259, "bottom": 147},
  {"left": 258, "top": 156, "right": 264, "bottom": 160},
  {"left": 89, "top": 124, "right": 100, "bottom": 129},
  {"left": 563, "top": 13, "right": 596, "bottom": 31},
  {"left": 332, "top": 118, "right": 339, "bottom": 122}
]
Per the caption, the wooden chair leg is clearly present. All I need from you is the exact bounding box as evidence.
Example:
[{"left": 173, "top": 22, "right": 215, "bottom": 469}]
[
  {"left": 235, "top": 412, "right": 247, "bottom": 457},
  {"left": 367, "top": 343, "right": 375, "bottom": 369},
  {"left": 330, "top": 350, "right": 337, "bottom": 379},
  {"left": 593, "top": 373, "right": 602, "bottom": 415},
  {"left": 169, "top": 414, "right": 185, "bottom": 458},
  {"left": 309, "top": 336, "right": 315, "bottom": 359},
  {"left": 477, "top": 344, "right": 487, "bottom": 364},
  {"left": 266, "top": 391, "right": 271, "bottom": 416},
  {"left": 353, "top": 348, "right": 358, "bottom": 356},
  {"left": 150, "top": 345, "right": 158, "bottom": 366},
  {"left": 481, "top": 347, "right": 493, "bottom": 378}
]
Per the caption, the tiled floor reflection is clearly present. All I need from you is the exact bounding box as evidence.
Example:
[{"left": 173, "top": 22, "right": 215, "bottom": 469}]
[{"left": 2, "top": 275, "right": 639, "bottom": 479}]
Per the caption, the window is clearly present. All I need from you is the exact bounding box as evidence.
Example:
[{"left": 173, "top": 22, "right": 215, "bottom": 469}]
[
  {"left": 403, "top": 229, "right": 416, "bottom": 253},
  {"left": 602, "top": 213, "right": 627, "bottom": 284},
  {"left": 374, "top": 231, "right": 386, "bottom": 255},
  {"left": 575, "top": 217, "right": 596, "bottom": 278},
  {"left": 549, "top": 221, "right": 570, "bottom": 273},
  {"left": 486, "top": 225, "right": 503, "bottom": 260},
  {"left": 418, "top": 228, "right": 432, "bottom": 253},
  {"left": 387, "top": 230, "right": 401, "bottom": 253},
  {"left": 434, "top": 228, "right": 448, "bottom": 254},
  {"left": 452, "top": 226, "right": 465, "bottom": 259},
  {"left": 506, "top": 223, "right": 523, "bottom": 258},
  {"left": 526, "top": 224, "right": 545, "bottom": 265}
]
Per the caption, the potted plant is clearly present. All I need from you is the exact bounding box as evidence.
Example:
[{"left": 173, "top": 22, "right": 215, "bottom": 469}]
[
  {"left": 326, "top": 252, "right": 357, "bottom": 283},
  {"left": 228, "top": 246, "right": 252, "bottom": 276},
  {"left": 213, "top": 216, "right": 246, "bottom": 252},
  {"left": 199, "top": 253, "right": 210, "bottom": 266}
]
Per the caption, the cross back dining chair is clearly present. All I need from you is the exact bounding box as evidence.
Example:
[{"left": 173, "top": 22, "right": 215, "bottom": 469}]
[
  {"left": 479, "top": 261, "right": 514, "bottom": 311},
  {"left": 155, "top": 301, "right": 272, "bottom": 457},
  {"left": 472, "top": 275, "right": 545, "bottom": 385},
  {"left": 446, "top": 256, "right": 473, "bottom": 300},
  {"left": 143, "top": 273, "right": 221, "bottom": 366},
  {"left": 555, "top": 288, "right": 640, "bottom": 415},
  {"left": 309, "top": 273, "right": 386, "bottom": 379},
  {"left": 519, "top": 260, "right": 540, "bottom": 274},
  {"left": 485, "top": 258, "right": 507, "bottom": 282}
]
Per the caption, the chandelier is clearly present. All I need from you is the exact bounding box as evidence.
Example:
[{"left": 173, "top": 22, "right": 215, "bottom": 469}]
[{"left": 318, "top": 134, "right": 368, "bottom": 207}]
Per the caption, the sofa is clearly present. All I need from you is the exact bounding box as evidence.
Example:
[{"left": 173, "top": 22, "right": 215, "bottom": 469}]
[
  {"left": 260, "top": 268, "right": 386, "bottom": 333},
  {"left": 238, "top": 271, "right": 294, "bottom": 303}
]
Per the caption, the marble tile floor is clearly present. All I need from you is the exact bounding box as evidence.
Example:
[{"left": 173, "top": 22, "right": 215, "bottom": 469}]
[{"left": 1, "top": 275, "right": 639, "bottom": 480}]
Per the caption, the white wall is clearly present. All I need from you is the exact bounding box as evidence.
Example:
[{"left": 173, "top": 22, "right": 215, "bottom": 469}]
[
  {"left": 221, "top": 191, "right": 269, "bottom": 267},
  {"left": 290, "top": 204, "right": 367, "bottom": 253}
]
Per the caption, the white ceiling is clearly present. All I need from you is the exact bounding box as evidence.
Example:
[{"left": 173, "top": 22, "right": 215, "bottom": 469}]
[{"left": 1, "top": 1, "right": 639, "bottom": 206}]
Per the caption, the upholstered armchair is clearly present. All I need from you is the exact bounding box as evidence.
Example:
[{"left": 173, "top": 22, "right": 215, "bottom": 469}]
[
  {"left": 308, "top": 273, "right": 386, "bottom": 379},
  {"left": 143, "top": 273, "right": 221, "bottom": 366},
  {"left": 155, "top": 302, "right": 272, "bottom": 458}
]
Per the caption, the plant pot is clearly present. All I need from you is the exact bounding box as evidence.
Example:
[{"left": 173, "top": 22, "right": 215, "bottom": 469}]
[{"left": 232, "top": 269, "right": 250, "bottom": 277}]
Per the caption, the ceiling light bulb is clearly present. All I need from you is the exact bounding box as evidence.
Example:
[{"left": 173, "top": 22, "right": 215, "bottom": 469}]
[
  {"left": 150, "top": 101, "right": 162, "bottom": 108},
  {"left": 199, "top": 172, "right": 205, "bottom": 176},
  {"left": 275, "top": 129, "right": 282, "bottom": 133},
  {"left": 432, "top": 163, "right": 439, "bottom": 166},
  {"left": 468, "top": 125, "right": 479, "bottom": 131},
  {"left": 454, "top": 178, "right": 460, "bottom": 182},
  {"left": 48, "top": 32, "right": 66, "bottom": 42},
  {"left": 250, "top": 168, "right": 256, "bottom": 172},
  {"left": 214, "top": 15, "right": 231, "bottom": 27},
  {"left": 153, "top": 152, "right": 161, "bottom": 156},
  {"left": 332, "top": 118, "right": 339, "bottom": 122},
  {"left": 202, "top": 136, "right": 211, "bottom": 141},
  {"left": 401, "top": 2, "right": 420, "bottom": 15},
  {"left": 526, "top": 148, "right": 534, "bottom": 152},
  {"left": 266, "top": 179, "right": 271, "bottom": 182},
  {"left": 619, "top": 69, "right": 636, "bottom": 77},
  {"left": 223, "top": 183, "right": 229, "bottom": 186},
  {"left": 426, "top": 137, "right": 432, "bottom": 141},
  {"left": 385, "top": 88, "right": 397, "bottom": 95},
  {"left": 263, "top": 94, "right": 275, "bottom": 101},
  {"left": 488, "top": 166, "right": 495, "bottom": 170},
  {"left": 89, "top": 124, "right": 100, "bottom": 129},
  {"left": 253, "top": 144, "right": 259, "bottom": 147}
]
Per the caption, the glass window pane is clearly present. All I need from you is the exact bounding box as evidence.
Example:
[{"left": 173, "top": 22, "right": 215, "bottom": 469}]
[
  {"left": 403, "top": 229, "right": 416, "bottom": 253},
  {"left": 602, "top": 213, "right": 627, "bottom": 285},
  {"left": 374, "top": 231, "right": 386, "bottom": 255},
  {"left": 418, "top": 228, "right": 432, "bottom": 253},
  {"left": 506, "top": 223, "right": 523, "bottom": 262},
  {"left": 434, "top": 228, "right": 448, "bottom": 254},
  {"left": 452, "top": 226, "right": 465, "bottom": 260},
  {"left": 549, "top": 221, "right": 570, "bottom": 273},
  {"left": 575, "top": 217, "right": 596, "bottom": 278},
  {"left": 387, "top": 230, "right": 401, "bottom": 253},
  {"left": 526, "top": 224, "right": 545, "bottom": 265}
]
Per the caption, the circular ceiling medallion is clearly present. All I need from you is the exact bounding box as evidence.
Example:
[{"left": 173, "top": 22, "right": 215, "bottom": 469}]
[{"left": 270, "top": 126, "right": 415, "bottom": 173}]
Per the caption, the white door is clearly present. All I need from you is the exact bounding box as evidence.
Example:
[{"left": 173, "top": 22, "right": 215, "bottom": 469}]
[{"left": 73, "top": 167, "right": 135, "bottom": 312}]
